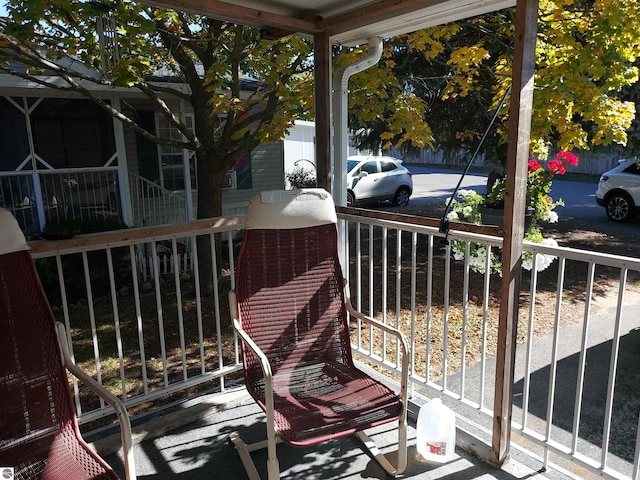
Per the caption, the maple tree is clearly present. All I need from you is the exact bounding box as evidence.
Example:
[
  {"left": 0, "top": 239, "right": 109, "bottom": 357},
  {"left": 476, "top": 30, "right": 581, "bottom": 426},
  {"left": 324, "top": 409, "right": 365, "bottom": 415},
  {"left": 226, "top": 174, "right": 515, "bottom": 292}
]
[{"left": 348, "top": 1, "right": 640, "bottom": 166}]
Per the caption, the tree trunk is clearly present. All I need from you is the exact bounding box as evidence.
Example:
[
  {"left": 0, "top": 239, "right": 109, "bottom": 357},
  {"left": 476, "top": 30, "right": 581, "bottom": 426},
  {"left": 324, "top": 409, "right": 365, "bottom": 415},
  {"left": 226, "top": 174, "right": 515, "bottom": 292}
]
[{"left": 195, "top": 149, "right": 227, "bottom": 294}]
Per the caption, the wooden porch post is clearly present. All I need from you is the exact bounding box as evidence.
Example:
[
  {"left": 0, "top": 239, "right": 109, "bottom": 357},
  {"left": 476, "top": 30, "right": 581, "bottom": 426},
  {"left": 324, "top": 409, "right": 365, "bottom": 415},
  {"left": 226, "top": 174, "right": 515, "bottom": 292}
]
[
  {"left": 314, "top": 31, "right": 332, "bottom": 192},
  {"left": 492, "top": 0, "right": 539, "bottom": 466}
]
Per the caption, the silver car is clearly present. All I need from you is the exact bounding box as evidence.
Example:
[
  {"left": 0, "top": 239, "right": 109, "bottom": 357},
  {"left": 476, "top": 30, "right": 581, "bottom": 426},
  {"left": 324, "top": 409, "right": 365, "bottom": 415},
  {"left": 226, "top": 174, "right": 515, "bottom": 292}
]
[
  {"left": 595, "top": 158, "right": 640, "bottom": 222},
  {"left": 346, "top": 155, "right": 413, "bottom": 207}
]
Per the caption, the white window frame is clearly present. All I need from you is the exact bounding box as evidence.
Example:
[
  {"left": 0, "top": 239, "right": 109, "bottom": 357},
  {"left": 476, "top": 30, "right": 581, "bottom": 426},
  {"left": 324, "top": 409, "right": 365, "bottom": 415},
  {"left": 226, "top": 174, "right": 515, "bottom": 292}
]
[{"left": 154, "top": 113, "right": 195, "bottom": 192}]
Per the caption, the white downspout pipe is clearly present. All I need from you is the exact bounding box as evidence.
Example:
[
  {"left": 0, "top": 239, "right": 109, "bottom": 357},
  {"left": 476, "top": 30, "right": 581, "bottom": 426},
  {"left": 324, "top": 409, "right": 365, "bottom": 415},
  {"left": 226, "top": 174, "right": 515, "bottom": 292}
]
[
  {"left": 332, "top": 37, "right": 383, "bottom": 268},
  {"left": 332, "top": 36, "right": 384, "bottom": 207}
]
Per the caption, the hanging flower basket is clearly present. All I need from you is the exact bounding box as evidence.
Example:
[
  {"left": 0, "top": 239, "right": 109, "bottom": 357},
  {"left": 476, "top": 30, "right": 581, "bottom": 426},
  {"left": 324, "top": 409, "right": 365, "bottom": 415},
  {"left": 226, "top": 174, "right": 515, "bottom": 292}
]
[{"left": 443, "top": 150, "right": 579, "bottom": 274}]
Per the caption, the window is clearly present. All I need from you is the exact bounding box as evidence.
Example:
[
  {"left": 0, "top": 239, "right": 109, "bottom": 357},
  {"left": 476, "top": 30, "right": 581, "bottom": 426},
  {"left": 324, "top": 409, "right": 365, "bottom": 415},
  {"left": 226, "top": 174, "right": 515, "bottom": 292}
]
[
  {"left": 155, "top": 114, "right": 195, "bottom": 191},
  {"left": 154, "top": 113, "right": 252, "bottom": 191},
  {"left": 223, "top": 170, "right": 236, "bottom": 189},
  {"left": 380, "top": 161, "right": 397, "bottom": 172},
  {"left": 361, "top": 161, "right": 378, "bottom": 174}
]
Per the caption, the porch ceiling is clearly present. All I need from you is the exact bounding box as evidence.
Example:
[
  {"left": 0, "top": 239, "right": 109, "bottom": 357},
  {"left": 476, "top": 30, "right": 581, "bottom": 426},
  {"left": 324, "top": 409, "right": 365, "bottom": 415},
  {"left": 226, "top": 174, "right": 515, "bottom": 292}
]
[{"left": 146, "top": 0, "right": 515, "bottom": 45}]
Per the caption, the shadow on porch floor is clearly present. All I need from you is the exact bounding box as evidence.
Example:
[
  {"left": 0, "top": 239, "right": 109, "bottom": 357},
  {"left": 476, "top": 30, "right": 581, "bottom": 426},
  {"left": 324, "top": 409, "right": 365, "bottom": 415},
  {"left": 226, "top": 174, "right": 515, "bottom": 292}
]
[{"left": 95, "top": 387, "right": 574, "bottom": 480}]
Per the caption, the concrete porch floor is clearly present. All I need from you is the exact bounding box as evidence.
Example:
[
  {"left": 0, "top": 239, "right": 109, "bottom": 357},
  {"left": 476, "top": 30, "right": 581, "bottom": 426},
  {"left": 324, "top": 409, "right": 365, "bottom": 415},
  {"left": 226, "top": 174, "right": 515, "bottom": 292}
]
[{"left": 93, "top": 387, "right": 577, "bottom": 480}]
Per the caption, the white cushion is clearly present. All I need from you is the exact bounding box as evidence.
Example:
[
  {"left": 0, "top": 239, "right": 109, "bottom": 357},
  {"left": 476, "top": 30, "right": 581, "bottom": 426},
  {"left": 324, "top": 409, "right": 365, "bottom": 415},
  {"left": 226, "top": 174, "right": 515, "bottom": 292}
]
[
  {"left": 245, "top": 189, "right": 337, "bottom": 230},
  {"left": 0, "top": 209, "right": 30, "bottom": 256}
]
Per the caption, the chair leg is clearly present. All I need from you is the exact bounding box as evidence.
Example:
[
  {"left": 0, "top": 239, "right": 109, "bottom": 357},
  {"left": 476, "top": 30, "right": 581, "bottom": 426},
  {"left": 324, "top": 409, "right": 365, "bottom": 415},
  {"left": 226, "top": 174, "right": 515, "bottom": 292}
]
[
  {"left": 355, "top": 416, "right": 408, "bottom": 477},
  {"left": 229, "top": 432, "right": 281, "bottom": 480}
]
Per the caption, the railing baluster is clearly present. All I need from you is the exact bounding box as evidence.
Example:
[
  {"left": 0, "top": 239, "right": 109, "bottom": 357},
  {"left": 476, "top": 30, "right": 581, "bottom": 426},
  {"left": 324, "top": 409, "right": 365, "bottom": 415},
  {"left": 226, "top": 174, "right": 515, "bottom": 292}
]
[
  {"left": 368, "top": 224, "right": 374, "bottom": 356},
  {"left": 460, "top": 240, "right": 471, "bottom": 399},
  {"left": 191, "top": 236, "right": 205, "bottom": 375},
  {"left": 382, "top": 226, "right": 388, "bottom": 362},
  {"left": 356, "top": 222, "right": 362, "bottom": 350},
  {"left": 172, "top": 238, "right": 188, "bottom": 382},
  {"left": 571, "top": 261, "right": 595, "bottom": 454},
  {"left": 425, "top": 234, "right": 434, "bottom": 383},
  {"left": 151, "top": 241, "right": 169, "bottom": 388},
  {"left": 601, "top": 268, "right": 628, "bottom": 469},
  {"left": 82, "top": 250, "right": 105, "bottom": 409},
  {"left": 106, "top": 247, "right": 127, "bottom": 400},
  {"left": 210, "top": 232, "right": 224, "bottom": 391},
  {"left": 56, "top": 255, "right": 81, "bottom": 414},
  {"left": 521, "top": 252, "right": 539, "bottom": 429},
  {"left": 479, "top": 244, "right": 492, "bottom": 410},
  {"left": 543, "top": 256, "right": 566, "bottom": 470},
  {"left": 395, "top": 228, "right": 402, "bottom": 369},
  {"left": 129, "top": 244, "right": 148, "bottom": 395},
  {"left": 409, "top": 231, "right": 417, "bottom": 396},
  {"left": 442, "top": 241, "right": 451, "bottom": 390}
]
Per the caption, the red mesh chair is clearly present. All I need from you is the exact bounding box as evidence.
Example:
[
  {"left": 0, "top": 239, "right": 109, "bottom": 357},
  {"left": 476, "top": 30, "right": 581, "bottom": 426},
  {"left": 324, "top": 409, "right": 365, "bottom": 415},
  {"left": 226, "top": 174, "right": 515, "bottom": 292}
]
[
  {"left": 0, "top": 209, "right": 136, "bottom": 480},
  {"left": 229, "top": 189, "right": 408, "bottom": 479}
]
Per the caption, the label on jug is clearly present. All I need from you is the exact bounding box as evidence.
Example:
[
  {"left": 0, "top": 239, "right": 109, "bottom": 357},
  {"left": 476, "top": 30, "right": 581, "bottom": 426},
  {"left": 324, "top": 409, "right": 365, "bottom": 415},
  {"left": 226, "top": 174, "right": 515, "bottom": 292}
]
[{"left": 427, "top": 441, "right": 447, "bottom": 455}]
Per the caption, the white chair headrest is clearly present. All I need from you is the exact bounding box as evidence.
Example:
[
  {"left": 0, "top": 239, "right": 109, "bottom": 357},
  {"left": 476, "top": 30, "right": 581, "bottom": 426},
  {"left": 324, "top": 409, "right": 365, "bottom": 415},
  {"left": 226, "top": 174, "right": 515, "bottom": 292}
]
[
  {"left": 0, "top": 208, "right": 30, "bottom": 256},
  {"left": 245, "top": 189, "right": 337, "bottom": 230}
]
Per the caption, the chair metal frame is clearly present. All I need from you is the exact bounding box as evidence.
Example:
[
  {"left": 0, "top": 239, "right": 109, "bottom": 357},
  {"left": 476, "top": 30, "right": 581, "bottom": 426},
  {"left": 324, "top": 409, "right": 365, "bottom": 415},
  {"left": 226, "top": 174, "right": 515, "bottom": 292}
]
[
  {"left": 56, "top": 322, "right": 137, "bottom": 480},
  {"left": 228, "top": 189, "right": 408, "bottom": 480}
]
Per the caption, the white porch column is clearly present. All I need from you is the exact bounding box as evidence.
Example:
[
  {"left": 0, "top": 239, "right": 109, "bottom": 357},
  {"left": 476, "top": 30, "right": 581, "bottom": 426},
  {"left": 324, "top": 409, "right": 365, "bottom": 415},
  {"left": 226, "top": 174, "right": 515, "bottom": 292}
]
[
  {"left": 111, "top": 94, "right": 134, "bottom": 226},
  {"left": 180, "top": 99, "right": 194, "bottom": 221}
]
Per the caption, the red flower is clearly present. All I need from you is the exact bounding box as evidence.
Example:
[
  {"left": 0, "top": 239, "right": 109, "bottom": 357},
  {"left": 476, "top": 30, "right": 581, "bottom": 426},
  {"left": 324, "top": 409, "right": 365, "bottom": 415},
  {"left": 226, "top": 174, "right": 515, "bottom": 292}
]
[
  {"left": 556, "top": 151, "right": 579, "bottom": 166},
  {"left": 528, "top": 159, "right": 542, "bottom": 173},
  {"left": 547, "top": 159, "right": 566, "bottom": 175}
]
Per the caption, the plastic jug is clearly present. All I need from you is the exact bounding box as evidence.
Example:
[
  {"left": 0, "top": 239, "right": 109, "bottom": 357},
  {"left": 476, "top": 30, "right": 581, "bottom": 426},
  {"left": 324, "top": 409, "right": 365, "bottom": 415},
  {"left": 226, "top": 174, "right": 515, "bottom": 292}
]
[{"left": 416, "top": 397, "right": 456, "bottom": 463}]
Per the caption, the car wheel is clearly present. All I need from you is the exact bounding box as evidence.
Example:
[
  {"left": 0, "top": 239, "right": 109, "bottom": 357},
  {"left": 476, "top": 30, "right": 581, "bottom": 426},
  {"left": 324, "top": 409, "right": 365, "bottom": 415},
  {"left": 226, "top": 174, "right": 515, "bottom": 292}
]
[
  {"left": 605, "top": 192, "right": 634, "bottom": 222},
  {"left": 392, "top": 187, "right": 410, "bottom": 207},
  {"left": 347, "top": 191, "right": 355, "bottom": 207}
]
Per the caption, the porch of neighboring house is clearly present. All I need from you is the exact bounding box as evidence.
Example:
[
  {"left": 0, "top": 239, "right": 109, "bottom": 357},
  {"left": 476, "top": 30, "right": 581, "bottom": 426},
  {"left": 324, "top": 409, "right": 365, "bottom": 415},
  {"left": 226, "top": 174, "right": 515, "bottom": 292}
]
[
  {"left": 0, "top": 93, "right": 286, "bottom": 235},
  {"left": 26, "top": 208, "right": 640, "bottom": 480}
]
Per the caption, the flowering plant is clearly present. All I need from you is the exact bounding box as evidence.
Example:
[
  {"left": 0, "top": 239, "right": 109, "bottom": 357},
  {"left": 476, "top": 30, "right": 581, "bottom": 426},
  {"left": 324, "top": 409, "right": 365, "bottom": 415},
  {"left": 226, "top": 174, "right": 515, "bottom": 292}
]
[
  {"left": 444, "top": 151, "right": 578, "bottom": 274},
  {"left": 483, "top": 151, "right": 579, "bottom": 227}
]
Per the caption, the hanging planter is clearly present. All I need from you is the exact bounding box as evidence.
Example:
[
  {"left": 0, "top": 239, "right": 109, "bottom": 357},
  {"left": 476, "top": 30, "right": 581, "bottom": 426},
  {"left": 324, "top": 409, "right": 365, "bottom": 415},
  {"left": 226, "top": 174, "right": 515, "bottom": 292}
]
[{"left": 478, "top": 204, "right": 534, "bottom": 231}]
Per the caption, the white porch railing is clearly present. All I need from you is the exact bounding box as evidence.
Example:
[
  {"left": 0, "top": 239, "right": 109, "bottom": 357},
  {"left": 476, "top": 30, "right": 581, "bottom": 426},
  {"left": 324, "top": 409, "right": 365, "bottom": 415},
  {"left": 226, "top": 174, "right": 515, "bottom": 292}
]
[
  {"left": 28, "top": 209, "right": 640, "bottom": 480},
  {"left": 0, "top": 168, "right": 121, "bottom": 234},
  {"left": 128, "top": 173, "right": 188, "bottom": 227}
]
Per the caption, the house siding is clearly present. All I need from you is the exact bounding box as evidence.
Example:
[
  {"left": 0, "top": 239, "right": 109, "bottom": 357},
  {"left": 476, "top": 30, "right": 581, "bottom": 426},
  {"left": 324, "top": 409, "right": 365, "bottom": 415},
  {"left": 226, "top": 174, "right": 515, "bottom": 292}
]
[{"left": 220, "top": 141, "right": 284, "bottom": 216}]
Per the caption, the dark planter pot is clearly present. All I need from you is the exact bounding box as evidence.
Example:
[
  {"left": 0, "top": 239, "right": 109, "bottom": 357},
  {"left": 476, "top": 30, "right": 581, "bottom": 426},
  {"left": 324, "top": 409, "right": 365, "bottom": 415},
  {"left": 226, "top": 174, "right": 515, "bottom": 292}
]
[{"left": 479, "top": 205, "right": 534, "bottom": 231}]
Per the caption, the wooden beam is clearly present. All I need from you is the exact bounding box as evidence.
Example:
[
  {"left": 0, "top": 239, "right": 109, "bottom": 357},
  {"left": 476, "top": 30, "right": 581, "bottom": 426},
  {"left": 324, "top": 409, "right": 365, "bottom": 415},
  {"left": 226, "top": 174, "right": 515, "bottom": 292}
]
[
  {"left": 491, "top": 0, "right": 539, "bottom": 467},
  {"left": 314, "top": 32, "right": 332, "bottom": 192},
  {"left": 319, "top": 0, "right": 450, "bottom": 36},
  {"left": 146, "top": 0, "right": 321, "bottom": 34}
]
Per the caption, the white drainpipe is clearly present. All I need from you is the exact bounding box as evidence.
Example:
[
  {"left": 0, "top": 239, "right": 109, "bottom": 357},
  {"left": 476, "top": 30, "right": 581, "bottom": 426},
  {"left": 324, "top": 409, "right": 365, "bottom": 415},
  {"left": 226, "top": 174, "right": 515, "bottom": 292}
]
[{"left": 332, "top": 36, "right": 384, "bottom": 207}]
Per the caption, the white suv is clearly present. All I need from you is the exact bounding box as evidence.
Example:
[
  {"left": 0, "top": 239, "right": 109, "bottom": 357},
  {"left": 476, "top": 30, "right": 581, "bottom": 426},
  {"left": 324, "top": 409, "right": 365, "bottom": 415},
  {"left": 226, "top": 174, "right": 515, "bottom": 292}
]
[
  {"left": 595, "top": 158, "right": 640, "bottom": 222},
  {"left": 346, "top": 156, "right": 413, "bottom": 207}
]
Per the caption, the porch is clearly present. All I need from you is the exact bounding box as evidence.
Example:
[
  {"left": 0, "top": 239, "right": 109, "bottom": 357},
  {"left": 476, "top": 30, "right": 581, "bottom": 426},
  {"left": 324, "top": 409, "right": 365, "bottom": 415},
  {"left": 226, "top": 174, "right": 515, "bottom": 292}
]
[
  {"left": 27, "top": 208, "right": 640, "bottom": 480},
  {"left": 93, "top": 386, "right": 560, "bottom": 480}
]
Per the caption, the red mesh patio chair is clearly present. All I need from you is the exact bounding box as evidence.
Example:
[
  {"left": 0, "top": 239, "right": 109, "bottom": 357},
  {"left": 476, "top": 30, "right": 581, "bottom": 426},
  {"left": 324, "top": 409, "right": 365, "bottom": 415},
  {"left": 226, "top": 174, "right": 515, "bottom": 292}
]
[
  {"left": 0, "top": 209, "right": 136, "bottom": 480},
  {"left": 229, "top": 189, "right": 408, "bottom": 479}
]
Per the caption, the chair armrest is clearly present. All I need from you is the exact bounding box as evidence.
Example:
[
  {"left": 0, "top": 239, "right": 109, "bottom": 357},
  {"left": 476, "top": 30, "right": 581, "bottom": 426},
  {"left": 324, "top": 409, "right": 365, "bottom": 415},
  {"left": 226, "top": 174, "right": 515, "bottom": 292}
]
[
  {"left": 55, "top": 322, "right": 136, "bottom": 480},
  {"left": 229, "top": 290, "right": 279, "bottom": 450},
  {"left": 229, "top": 291, "right": 273, "bottom": 383},
  {"left": 342, "top": 279, "right": 409, "bottom": 404}
]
